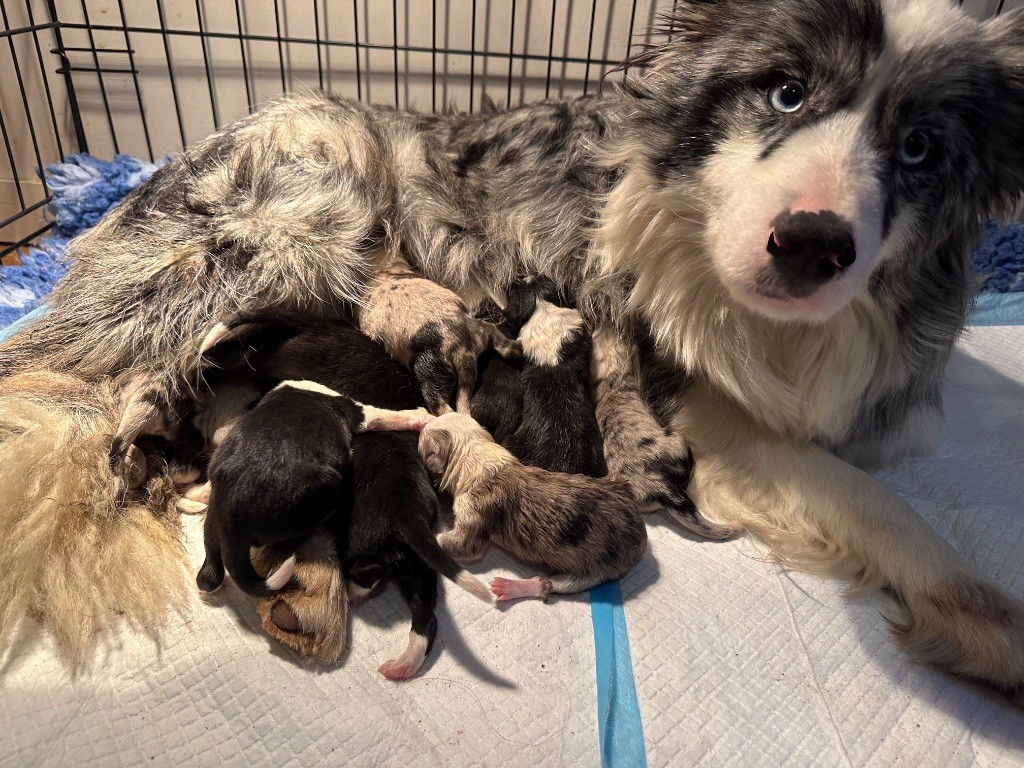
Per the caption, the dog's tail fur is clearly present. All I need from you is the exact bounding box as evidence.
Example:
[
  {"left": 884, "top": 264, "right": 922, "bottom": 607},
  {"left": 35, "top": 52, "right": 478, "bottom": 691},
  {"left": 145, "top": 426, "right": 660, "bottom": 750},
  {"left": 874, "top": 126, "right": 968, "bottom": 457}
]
[
  {"left": 397, "top": 515, "right": 492, "bottom": 603},
  {"left": 0, "top": 371, "right": 191, "bottom": 670}
]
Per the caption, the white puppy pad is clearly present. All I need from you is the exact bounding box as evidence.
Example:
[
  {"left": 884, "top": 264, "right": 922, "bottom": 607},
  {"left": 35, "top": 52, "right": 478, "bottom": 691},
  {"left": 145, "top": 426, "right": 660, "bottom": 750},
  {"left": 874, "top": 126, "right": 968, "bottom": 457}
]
[
  {"left": 0, "top": 519, "right": 597, "bottom": 767},
  {"left": 622, "top": 325, "right": 1024, "bottom": 766}
]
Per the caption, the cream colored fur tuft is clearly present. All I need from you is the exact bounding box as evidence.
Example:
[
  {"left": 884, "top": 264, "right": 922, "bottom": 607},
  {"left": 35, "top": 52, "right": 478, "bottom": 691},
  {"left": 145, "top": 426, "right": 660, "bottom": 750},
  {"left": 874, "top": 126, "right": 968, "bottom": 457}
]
[{"left": 0, "top": 372, "right": 190, "bottom": 671}]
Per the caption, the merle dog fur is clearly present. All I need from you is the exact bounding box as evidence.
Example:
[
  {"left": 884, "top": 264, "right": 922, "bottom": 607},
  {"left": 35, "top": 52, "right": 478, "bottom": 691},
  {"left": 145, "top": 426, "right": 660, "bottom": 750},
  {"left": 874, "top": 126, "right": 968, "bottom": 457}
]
[{"left": 3, "top": 0, "right": 1024, "bottom": 698}]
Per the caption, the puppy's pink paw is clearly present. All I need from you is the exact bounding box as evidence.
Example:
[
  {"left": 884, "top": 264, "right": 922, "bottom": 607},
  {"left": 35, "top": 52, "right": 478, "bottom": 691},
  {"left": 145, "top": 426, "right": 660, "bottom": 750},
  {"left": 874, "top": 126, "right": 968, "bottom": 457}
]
[
  {"left": 378, "top": 658, "right": 420, "bottom": 681},
  {"left": 490, "top": 576, "right": 552, "bottom": 603},
  {"left": 378, "top": 630, "right": 430, "bottom": 681}
]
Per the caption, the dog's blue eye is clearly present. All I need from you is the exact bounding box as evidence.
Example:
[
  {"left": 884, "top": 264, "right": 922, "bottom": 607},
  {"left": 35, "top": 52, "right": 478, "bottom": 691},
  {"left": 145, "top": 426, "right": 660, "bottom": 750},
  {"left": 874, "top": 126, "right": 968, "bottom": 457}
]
[
  {"left": 899, "top": 131, "right": 930, "bottom": 166},
  {"left": 768, "top": 80, "right": 805, "bottom": 113}
]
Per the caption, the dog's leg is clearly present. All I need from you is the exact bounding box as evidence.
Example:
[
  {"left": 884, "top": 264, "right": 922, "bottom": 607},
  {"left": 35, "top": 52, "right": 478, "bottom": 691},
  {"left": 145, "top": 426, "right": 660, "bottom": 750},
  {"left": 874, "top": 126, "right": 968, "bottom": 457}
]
[
  {"left": 592, "top": 326, "right": 737, "bottom": 540},
  {"left": 453, "top": 352, "right": 478, "bottom": 415},
  {"left": 472, "top": 317, "right": 523, "bottom": 361},
  {"left": 680, "top": 382, "right": 1024, "bottom": 696},
  {"left": 379, "top": 547, "right": 439, "bottom": 681},
  {"left": 254, "top": 529, "right": 348, "bottom": 665},
  {"left": 359, "top": 405, "right": 434, "bottom": 432},
  {"left": 196, "top": 513, "right": 226, "bottom": 593},
  {"left": 437, "top": 498, "right": 489, "bottom": 562},
  {"left": 412, "top": 349, "right": 457, "bottom": 415}
]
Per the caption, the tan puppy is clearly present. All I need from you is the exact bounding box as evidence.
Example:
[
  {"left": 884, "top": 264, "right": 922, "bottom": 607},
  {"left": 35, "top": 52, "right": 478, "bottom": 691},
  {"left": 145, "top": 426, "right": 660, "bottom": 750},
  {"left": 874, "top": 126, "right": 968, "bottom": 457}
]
[
  {"left": 418, "top": 412, "right": 647, "bottom": 601},
  {"left": 357, "top": 261, "right": 521, "bottom": 414}
]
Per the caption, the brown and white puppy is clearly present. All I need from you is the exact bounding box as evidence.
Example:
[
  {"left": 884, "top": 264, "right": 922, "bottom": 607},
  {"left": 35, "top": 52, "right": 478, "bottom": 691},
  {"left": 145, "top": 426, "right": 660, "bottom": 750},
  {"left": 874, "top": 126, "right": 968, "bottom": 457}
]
[
  {"left": 418, "top": 411, "right": 647, "bottom": 601},
  {"left": 198, "top": 379, "right": 432, "bottom": 597},
  {"left": 357, "top": 260, "right": 521, "bottom": 414}
]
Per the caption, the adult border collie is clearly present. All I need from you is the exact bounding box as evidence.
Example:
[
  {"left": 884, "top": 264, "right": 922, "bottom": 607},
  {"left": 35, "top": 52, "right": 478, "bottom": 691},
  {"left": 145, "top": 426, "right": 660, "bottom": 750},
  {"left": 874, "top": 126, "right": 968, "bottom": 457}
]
[{"left": 1, "top": 0, "right": 1022, "bottom": 699}]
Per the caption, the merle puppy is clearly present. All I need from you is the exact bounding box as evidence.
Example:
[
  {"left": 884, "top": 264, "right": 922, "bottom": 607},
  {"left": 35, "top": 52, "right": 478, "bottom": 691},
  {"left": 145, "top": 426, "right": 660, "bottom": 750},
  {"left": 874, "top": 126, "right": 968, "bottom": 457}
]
[
  {"left": 356, "top": 260, "right": 522, "bottom": 414},
  {"left": 197, "top": 379, "right": 431, "bottom": 597},
  {"left": 420, "top": 412, "right": 647, "bottom": 602}
]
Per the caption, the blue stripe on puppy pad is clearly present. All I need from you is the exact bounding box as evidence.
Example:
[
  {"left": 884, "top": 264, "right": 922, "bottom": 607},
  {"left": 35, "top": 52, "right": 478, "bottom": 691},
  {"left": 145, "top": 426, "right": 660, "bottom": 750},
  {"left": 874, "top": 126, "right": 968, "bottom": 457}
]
[
  {"left": 968, "top": 292, "right": 1024, "bottom": 326},
  {"left": 591, "top": 581, "right": 647, "bottom": 768},
  {"left": 0, "top": 304, "right": 47, "bottom": 342}
]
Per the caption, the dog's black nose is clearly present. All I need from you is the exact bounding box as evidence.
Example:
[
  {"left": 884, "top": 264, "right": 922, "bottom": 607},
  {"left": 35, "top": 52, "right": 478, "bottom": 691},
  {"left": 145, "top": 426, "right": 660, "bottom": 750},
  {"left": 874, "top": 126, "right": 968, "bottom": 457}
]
[{"left": 764, "top": 210, "right": 856, "bottom": 297}]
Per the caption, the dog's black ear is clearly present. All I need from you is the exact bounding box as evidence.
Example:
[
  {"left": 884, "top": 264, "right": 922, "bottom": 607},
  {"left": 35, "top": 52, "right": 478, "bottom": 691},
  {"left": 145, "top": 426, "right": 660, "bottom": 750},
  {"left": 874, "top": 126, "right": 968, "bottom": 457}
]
[{"left": 983, "top": 9, "right": 1024, "bottom": 212}]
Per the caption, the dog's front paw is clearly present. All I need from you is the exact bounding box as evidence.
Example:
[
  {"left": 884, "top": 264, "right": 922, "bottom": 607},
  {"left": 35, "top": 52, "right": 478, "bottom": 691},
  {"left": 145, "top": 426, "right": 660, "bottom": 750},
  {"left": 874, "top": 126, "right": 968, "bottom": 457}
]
[{"left": 897, "top": 580, "right": 1024, "bottom": 693}]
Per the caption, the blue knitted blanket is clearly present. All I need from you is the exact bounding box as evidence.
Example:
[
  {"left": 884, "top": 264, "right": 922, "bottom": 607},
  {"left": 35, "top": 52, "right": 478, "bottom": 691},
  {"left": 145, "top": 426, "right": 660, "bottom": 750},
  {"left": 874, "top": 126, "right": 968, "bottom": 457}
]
[{"left": 2, "top": 154, "right": 1023, "bottom": 327}]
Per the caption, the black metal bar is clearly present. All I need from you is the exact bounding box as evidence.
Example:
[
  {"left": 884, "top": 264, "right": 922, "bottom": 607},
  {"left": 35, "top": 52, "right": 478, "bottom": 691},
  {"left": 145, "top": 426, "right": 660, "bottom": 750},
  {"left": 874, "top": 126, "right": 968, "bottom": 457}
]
[
  {"left": 351, "top": 0, "right": 362, "bottom": 101},
  {"left": 624, "top": 0, "right": 639, "bottom": 77},
  {"left": 194, "top": 0, "right": 220, "bottom": 128},
  {"left": 545, "top": 0, "right": 557, "bottom": 99},
  {"left": 155, "top": 0, "right": 188, "bottom": 147},
  {"left": 233, "top": 0, "right": 254, "bottom": 111},
  {"left": 996, "top": 0, "right": 1006, "bottom": 13},
  {"left": 55, "top": 66, "right": 138, "bottom": 74},
  {"left": 506, "top": 0, "right": 516, "bottom": 108},
  {"left": 23, "top": 0, "right": 65, "bottom": 159},
  {"left": 78, "top": 0, "right": 120, "bottom": 153},
  {"left": 469, "top": 0, "right": 477, "bottom": 111},
  {"left": 392, "top": 0, "right": 400, "bottom": 107},
  {"left": 0, "top": 198, "right": 50, "bottom": 231},
  {"left": 273, "top": 0, "right": 287, "bottom": 93},
  {"left": 53, "top": 21, "right": 625, "bottom": 68},
  {"left": 1, "top": 2, "right": 47, "bottom": 193},
  {"left": 582, "top": 0, "right": 597, "bottom": 96},
  {"left": 44, "top": 0, "right": 88, "bottom": 152},
  {"left": 0, "top": 106, "right": 25, "bottom": 208},
  {"left": 431, "top": 0, "right": 437, "bottom": 112},
  {"left": 59, "top": 46, "right": 133, "bottom": 53},
  {"left": 116, "top": 0, "right": 153, "bottom": 161},
  {"left": 0, "top": 223, "right": 54, "bottom": 261},
  {"left": 0, "top": 21, "right": 59, "bottom": 42},
  {"left": 313, "top": 0, "right": 324, "bottom": 89}
]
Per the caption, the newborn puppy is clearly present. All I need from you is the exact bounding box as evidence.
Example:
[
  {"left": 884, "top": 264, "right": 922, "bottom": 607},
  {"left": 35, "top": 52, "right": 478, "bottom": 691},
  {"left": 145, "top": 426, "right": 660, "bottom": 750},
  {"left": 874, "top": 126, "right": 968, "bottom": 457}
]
[
  {"left": 501, "top": 280, "right": 607, "bottom": 477},
  {"left": 200, "top": 312, "right": 489, "bottom": 674},
  {"left": 174, "top": 374, "right": 264, "bottom": 514},
  {"left": 468, "top": 299, "right": 525, "bottom": 443},
  {"left": 197, "top": 379, "right": 432, "bottom": 597},
  {"left": 337, "top": 430, "right": 491, "bottom": 681},
  {"left": 356, "top": 260, "right": 521, "bottom": 414},
  {"left": 419, "top": 412, "right": 647, "bottom": 602}
]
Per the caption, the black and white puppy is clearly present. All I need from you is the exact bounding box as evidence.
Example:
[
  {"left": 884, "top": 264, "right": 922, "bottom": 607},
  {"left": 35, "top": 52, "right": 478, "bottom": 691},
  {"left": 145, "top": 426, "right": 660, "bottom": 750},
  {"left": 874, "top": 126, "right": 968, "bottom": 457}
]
[
  {"left": 197, "top": 379, "right": 431, "bottom": 597},
  {"left": 338, "top": 430, "right": 490, "bottom": 680},
  {"left": 500, "top": 280, "right": 607, "bottom": 477}
]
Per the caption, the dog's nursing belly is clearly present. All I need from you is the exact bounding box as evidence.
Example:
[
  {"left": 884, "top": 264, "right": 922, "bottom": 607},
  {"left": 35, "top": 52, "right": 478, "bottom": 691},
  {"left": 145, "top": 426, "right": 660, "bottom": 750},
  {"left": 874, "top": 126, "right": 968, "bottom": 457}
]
[{"left": 3, "top": 0, "right": 1024, "bottom": 700}]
